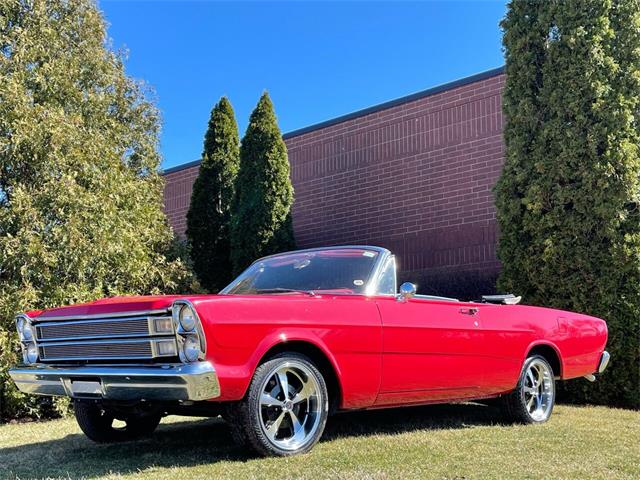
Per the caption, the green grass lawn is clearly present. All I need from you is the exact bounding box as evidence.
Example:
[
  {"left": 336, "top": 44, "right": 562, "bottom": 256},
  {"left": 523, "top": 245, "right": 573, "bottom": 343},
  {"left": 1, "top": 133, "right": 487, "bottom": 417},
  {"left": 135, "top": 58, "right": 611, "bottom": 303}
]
[{"left": 1, "top": 403, "right": 638, "bottom": 480}]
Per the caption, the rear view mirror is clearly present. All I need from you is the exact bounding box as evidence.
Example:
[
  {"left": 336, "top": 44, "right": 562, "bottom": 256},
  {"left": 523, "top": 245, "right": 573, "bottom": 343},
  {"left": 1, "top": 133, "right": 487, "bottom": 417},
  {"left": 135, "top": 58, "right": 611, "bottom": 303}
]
[{"left": 397, "top": 282, "right": 417, "bottom": 302}]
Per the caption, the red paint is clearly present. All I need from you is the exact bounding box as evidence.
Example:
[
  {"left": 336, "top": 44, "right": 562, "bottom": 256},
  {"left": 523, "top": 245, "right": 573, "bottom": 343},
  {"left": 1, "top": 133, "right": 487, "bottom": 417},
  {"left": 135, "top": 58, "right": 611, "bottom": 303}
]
[{"left": 31, "top": 289, "right": 607, "bottom": 410}]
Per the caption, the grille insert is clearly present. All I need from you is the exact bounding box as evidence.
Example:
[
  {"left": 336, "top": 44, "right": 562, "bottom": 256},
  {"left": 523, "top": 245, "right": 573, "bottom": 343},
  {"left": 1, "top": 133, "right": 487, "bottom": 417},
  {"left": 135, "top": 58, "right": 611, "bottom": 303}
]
[
  {"left": 36, "top": 317, "right": 158, "bottom": 341},
  {"left": 40, "top": 340, "right": 154, "bottom": 361}
]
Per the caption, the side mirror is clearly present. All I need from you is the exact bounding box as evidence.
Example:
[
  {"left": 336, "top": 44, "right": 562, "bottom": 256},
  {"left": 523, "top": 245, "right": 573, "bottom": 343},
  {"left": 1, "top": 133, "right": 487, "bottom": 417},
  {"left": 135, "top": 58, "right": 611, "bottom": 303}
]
[{"left": 397, "top": 282, "right": 417, "bottom": 302}]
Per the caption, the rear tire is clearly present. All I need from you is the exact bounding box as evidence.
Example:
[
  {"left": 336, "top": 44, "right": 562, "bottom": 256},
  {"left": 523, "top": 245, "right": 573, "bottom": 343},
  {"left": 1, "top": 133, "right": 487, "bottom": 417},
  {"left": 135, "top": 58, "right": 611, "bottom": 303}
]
[
  {"left": 227, "top": 353, "right": 329, "bottom": 456},
  {"left": 74, "top": 401, "right": 161, "bottom": 443},
  {"left": 502, "top": 355, "right": 555, "bottom": 424}
]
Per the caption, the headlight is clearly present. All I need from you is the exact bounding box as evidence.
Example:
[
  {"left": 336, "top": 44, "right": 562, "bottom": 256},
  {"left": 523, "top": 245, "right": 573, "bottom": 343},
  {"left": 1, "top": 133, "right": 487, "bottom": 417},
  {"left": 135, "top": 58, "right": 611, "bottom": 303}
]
[
  {"left": 172, "top": 300, "right": 206, "bottom": 364},
  {"left": 182, "top": 335, "right": 200, "bottom": 362},
  {"left": 179, "top": 305, "right": 197, "bottom": 332},
  {"left": 16, "top": 316, "right": 33, "bottom": 341},
  {"left": 24, "top": 342, "right": 38, "bottom": 364},
  {"left": 16, "top": 315, "right": 38, "bottom": 364}
]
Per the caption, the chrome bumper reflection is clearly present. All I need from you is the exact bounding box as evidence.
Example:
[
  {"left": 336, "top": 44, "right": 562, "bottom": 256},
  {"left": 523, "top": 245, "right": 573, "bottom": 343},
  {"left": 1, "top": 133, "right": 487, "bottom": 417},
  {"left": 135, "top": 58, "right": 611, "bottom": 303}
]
[
  {"left": 8, "top": 362, "right": 220, "bottom": 401},
  {"left": 598, "top": 351, "right": 610, "bottom": 374}
]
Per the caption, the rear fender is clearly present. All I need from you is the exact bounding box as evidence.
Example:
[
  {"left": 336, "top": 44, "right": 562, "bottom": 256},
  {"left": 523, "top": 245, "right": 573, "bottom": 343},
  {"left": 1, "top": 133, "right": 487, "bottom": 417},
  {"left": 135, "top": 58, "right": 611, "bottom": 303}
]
[{"left": 523, "top": 340, "right": 565, "bottom": 379}]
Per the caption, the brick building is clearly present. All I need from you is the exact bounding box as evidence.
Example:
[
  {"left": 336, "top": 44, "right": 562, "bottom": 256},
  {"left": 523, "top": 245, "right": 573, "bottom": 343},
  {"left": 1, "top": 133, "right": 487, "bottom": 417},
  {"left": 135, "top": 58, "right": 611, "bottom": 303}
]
[{"left": 163, "top": 67, "right": 506, "bottom": 297}]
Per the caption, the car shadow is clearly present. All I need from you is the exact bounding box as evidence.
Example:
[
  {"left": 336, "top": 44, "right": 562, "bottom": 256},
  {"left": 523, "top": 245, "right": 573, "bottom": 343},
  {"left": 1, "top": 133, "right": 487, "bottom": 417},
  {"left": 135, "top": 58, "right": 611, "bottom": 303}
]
[
  {"left": 323, "top": 402, "right": 509, "bottom": 441},
  {"left": 1, "top": 402, "right": 507, "bottom": 478}
]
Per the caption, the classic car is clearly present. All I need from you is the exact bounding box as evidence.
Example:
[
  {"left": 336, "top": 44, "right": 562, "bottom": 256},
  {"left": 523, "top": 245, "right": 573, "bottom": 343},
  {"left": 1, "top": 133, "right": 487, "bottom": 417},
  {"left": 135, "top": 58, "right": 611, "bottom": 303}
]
[{"left": 9, "top": 246, "right": 610, "bottom": 456}]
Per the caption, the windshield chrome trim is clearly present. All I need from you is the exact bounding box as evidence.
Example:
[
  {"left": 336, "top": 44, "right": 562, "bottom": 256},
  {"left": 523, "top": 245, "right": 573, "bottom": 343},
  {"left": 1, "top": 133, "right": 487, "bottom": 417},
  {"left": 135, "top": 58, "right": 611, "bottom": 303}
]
[
  {"left": 220, "top": 245, "right": 392, "bottom": 296},
  {"left": 367, "top": 254, "right": 397, "bottom": 296},
  {"left": 364, "top": 251, "right": 393, "bottom": 296}
]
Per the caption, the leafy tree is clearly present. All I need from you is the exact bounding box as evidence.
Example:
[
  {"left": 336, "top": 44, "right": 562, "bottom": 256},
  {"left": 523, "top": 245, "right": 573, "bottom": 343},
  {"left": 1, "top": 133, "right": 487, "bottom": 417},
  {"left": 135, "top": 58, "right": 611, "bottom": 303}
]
[
  {"left": 230, "top": 92, "right": 295, "bottom": 275},
  {"left": 0, "top": 0, "right": 192, "bottom": 419},
  {"left": 186, "top": 97, "right": 239, "bottom": 292},
  {"left": 496, "top": 0, "right": 640, "bottom": 408}
]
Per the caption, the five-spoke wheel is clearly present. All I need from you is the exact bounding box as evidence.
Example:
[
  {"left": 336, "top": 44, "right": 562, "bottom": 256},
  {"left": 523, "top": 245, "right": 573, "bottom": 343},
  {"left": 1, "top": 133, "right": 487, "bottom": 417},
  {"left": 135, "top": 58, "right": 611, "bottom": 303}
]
[
  {"left": 259, "top": 362, "right": 323, "bottom": 450},
  {"left": 503, "top": 355, "right": 555, "bottom": 423},
  {"left": 522, "top": 358, "right": 554, "bottom": 421},
  {"left": 227, "top": 353, "right": 329, "bottom": 456}
]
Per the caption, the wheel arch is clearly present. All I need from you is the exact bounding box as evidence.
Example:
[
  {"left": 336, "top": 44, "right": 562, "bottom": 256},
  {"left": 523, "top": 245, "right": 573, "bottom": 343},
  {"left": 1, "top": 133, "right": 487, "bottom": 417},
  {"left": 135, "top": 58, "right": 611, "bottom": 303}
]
[
  {"left": 256, "top": 339, "right": 343, "bottom": 413},
  {"left": 525, "top": 342, "right": 563, "bottom": 378}
]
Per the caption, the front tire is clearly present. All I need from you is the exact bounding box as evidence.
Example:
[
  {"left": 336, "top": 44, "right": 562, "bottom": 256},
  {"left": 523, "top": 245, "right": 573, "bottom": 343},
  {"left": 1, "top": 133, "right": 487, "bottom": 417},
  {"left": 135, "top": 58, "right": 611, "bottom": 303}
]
[
  {"left": 503, "top": 355, "right": 555, "bottom": 423},
  {"left": 227, "top": 353, "right": 329, "bottom": 456},
  {"left": 74, "top": 401, "right": 161, "bottom": 443}
]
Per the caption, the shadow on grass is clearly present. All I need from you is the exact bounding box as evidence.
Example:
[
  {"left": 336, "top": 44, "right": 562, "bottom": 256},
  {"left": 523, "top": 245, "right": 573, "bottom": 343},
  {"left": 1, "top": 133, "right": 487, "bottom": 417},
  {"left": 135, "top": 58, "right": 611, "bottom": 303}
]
[{"left": 1, "top": 402, "right": 506, "bottom": 478}]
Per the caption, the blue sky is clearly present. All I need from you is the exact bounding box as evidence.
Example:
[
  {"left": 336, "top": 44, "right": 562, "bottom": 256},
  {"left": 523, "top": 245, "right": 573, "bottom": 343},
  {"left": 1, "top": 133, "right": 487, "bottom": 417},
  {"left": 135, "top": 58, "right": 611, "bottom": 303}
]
[{"left": 100, "top": 1, "right": 507, "bottom": 170}]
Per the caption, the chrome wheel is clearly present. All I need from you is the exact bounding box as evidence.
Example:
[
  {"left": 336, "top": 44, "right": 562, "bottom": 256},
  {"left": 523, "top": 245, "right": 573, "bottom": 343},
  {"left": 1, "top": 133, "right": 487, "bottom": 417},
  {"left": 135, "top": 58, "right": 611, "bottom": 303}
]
[
  {"left": 522, "top": 358, "right": 554, "bottom": 421},
  {"left": 258, "top": 360, "right": 323, "bottom": 451}
]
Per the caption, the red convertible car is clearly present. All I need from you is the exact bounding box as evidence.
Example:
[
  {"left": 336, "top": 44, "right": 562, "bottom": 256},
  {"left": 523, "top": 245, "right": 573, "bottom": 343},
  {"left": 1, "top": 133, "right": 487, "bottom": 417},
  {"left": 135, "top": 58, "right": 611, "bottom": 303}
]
[{"left": 10, "top": 246, "right": 609, "bottom": 456}]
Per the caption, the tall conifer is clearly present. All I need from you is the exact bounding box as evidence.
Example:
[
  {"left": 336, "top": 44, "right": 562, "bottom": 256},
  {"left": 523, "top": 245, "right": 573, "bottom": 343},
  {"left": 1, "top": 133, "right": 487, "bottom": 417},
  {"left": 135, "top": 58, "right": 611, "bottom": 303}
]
[
  {"left": 231, "top": 92, "right": 295, "bottom": 274},
  {"left": 186, "top": 97, "right": 240, "bottom": 291},
  {"left": 496, "top": 0, "right": 640, "bottom": 408}
]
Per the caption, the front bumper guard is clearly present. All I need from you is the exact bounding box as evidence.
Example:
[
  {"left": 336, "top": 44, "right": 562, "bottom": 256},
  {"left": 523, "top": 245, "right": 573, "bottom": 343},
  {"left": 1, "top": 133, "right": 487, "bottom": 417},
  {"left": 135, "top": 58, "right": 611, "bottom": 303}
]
[{"left": 8, "top": 362, "right": 220, "bottom": 402}]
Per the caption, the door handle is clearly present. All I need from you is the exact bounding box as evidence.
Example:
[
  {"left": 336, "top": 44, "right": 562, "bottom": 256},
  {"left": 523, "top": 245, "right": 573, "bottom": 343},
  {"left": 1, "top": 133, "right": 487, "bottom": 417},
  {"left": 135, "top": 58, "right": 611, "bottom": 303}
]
[{"left": 459, "top": 307, "right": 478, "bottom": 316}]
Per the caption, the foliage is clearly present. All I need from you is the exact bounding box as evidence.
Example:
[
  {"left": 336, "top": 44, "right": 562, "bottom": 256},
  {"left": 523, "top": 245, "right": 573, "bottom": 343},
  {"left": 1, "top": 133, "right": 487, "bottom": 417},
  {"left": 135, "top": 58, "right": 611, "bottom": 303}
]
[
  {"left": 496, "top": 0, "right": 640, "bottom": 408},
  {"left": 0, "top": 0, "right": 193, "bottom": 420},
  {"left": 186, "top": 97, "right": 239, "bottom": 292},
  {"left": 230, "top": 92, "right": 295, "bottom": 275}
]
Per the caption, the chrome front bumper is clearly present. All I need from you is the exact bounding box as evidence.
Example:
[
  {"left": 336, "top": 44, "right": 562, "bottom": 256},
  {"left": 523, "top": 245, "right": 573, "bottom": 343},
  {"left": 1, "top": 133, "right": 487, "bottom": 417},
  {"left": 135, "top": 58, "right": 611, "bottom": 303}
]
[{"left": 8, "top": 362, "right": 220, "bottom": 402}]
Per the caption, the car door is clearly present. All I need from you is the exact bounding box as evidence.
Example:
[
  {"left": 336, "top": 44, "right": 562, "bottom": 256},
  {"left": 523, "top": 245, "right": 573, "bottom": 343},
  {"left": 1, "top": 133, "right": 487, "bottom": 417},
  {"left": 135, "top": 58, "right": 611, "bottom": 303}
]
[{"left": 374, "top": 296, "right": 490, "bottom": 406}]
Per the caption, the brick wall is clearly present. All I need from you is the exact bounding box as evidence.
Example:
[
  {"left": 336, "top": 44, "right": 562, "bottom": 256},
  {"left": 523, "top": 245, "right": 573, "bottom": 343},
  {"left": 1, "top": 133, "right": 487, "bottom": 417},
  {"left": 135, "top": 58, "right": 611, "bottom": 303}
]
[
  {"left": 163, "top": 161, "right": 200, "bottom": 236},
  {"left": 163, "top": 68, "right": 506, "bottom": 297}
]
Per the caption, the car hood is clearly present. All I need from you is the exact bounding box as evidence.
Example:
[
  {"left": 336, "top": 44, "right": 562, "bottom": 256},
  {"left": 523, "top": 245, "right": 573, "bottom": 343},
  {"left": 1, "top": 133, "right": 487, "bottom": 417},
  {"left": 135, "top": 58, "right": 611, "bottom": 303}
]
[{"left": 28, "top": 294, "right": 214, "bottom": 320}]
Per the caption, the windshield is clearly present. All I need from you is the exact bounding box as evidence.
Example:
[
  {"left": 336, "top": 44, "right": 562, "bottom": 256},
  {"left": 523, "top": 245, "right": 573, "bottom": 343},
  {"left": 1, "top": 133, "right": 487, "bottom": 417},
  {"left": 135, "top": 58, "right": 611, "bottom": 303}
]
[{"left": 222, "top": 248, "right": 381, "bottom": 295}]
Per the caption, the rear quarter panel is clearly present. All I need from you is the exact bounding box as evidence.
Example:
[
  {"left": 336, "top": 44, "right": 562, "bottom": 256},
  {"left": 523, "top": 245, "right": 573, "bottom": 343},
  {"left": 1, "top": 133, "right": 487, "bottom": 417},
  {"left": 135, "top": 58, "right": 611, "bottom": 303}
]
[
  {"left": 481, "top": 304, "right": 607, "bottom": 386},
  {"left": 554, "top": 314, "right": 608, "bottom": 379},
  {"left": 190, "top": 295, "right": 383, "bottom": 409}
]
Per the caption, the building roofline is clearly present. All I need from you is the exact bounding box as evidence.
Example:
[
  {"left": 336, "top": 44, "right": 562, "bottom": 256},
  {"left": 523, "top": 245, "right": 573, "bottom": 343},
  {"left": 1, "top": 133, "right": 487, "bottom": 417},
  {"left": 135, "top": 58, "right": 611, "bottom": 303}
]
[
  {"left": 163, "top": 159, "right": 203, "bottom": 175},
  {"left": 282, "top": 65, "right": 504, "bottom": 139},
  {"left": 162, "top": 65, "right": 505, "bottom": 175}
]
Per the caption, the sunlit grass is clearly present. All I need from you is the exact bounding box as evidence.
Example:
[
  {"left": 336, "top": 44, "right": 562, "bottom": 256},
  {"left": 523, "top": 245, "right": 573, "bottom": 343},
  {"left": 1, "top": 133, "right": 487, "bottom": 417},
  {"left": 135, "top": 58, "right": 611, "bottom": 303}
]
[{"left": 1, "top": 404, "right": 638, "bottom": 479}]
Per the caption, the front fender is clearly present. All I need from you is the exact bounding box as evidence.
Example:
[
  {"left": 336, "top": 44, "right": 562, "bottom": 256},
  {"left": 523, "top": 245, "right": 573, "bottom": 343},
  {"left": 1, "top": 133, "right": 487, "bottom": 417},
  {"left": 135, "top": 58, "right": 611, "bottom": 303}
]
[{"left": 207, "top": 328, "right": 344, "bottom": 404}]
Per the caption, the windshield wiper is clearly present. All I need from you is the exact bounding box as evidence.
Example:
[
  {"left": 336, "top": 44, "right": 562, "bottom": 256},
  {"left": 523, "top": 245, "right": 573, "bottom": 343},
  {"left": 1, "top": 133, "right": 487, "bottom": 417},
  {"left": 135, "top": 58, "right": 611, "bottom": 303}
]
[{"left": 253, "top": 288, "right": 316, "bottom": 296}]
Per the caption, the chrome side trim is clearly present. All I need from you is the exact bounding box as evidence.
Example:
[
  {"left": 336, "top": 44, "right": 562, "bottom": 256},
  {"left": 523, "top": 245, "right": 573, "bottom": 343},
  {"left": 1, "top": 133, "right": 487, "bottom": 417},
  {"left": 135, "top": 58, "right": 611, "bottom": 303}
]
[
  {"left": 598, "top": 351, "right": 610, "bottom": 374},
  {"left": 8, "top": 362, "right": 220, "bottom": 401},
  {"left": 33, "top": 308, "right": 170, "bottom": 322}
]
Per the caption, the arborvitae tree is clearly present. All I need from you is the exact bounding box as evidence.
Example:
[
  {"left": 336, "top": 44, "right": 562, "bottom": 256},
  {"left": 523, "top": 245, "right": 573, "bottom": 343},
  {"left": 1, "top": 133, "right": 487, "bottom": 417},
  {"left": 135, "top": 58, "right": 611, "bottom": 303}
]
[
  {"left": 186, "top": 98, "right": 239, "bottom": 291},
  {"left": 496, "top": 0, "right": 640, "bottom": 408},
  {"left": 0, "top": 0, "right": 192, "bottom": 419},
  {"left": 230, "top": 92, "right": 295, "bottom": 274}
]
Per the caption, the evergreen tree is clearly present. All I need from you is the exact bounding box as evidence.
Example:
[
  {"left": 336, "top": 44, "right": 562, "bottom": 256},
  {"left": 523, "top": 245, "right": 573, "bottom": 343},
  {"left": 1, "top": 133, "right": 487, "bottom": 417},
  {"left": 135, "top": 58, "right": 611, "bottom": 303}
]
[
  {"left": 496, "top": 0, "right": 640, "bottom": 408},
  {"left": 186, "top": 97, "right": 239, "bottom": 291},
  {"left": 0, "top": 0, "right": 192, "bottom": 419},
  {"left": 230, "top": 92, "right": 295, "bottom": 275}
]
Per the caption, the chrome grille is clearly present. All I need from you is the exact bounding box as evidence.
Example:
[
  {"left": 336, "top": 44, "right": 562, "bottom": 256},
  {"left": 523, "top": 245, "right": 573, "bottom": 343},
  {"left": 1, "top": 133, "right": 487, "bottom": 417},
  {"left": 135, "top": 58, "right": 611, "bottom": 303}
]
[
  {"left": 36, "top": 317, "right": 153, "bottom": 341},
  {"left": 33, "top": 309, "right": 176, "bottom": 363},
  {"left": 40, "top": 340, "right": 153, "bottom": 361}
]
